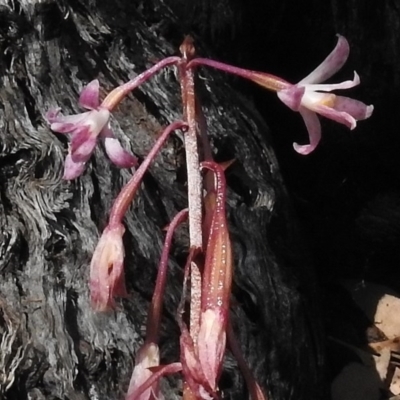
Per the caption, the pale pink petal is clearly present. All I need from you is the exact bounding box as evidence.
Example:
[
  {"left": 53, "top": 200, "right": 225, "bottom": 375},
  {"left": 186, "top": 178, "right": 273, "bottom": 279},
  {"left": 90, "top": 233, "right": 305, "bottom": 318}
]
[
  {"left": 109, "top": 254, "right": 128, "bottom": 298},
  {"left": 127, "top": 343, "right": 162, "bottom": 400},
  {"left": 79, "top": 79, "right": 100, "bottom": 110},
  {"left": 90, "top": 108, "right": 112, "bottom": 135},
  {"left": 312, "top": 103, "right": 356, "bottom": 129},
  {"left": 293, "top": 108, "right": 321, "bottom": 155},
  {"left": 70, "top": 127, "right": 97, "bottom": 163},
  {"left": 89, "top": 223, "right": 126, "bottom": 312},
  {"left": 277, "top": 86, "right": 305, "bottom": 111},
  {"left": 100, "top": 126, "right": 137, "bottom": 168},
  {"left": 197, "top": 309, "right": 226, "bottom": 392},
  {"left": 180, "top": 324, "right": 211, "bottom": 396},
  {"left": 307, "top": 71, "right": 360, "bottom": 92},
  {"left": 127, "top": 363, "right": 182, "bottom": 400},
  {"left": 299, "top": 35, "right": 350, "bottom": 85},
  {"left": 89, "top": 258, "right": 111, "bottom": 311},
  {"left": 63, "top": 152, "right": 86, "bottom": 180},
  {"left": 48, "top": 111, "right": 91, "bottom": 133},
  {"left": 333, "top": 95, "right": 374, "bottom": 120},
  {"left": 298, "top": 91, "right": 335, "bottom": 109}
]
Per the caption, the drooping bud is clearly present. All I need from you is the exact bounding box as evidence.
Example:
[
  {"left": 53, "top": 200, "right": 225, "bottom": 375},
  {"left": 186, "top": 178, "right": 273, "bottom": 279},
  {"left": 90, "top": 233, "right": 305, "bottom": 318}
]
[
  {"left": 198, "top": 161, "right": 232, "bottom": 392},
  {"left": 179, "top": 162, "right": 233, "bottom": 398},
  {"left": 126, "top": 343, "right": 162, "bottom": 400},
  {"left": 89, "top": 223, "right": 127, "bottom": 311}
]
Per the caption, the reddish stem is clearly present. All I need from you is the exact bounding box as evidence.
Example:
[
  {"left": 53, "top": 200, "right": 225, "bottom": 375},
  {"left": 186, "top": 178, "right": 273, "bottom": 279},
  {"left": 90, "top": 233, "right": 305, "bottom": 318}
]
[
  {"left": 227, "top": 323, "right": 268, "bottom": 400},
  {"left": 108, "top": 121, "right": 187, "bottom": 226},
  {"left": 187, "top": 58, "right": 291, "bottom": 92},
  {"left": 179, "top": 37, "right": 204, "bottom": 348},
  {"left": 128, "top": 362, "right": 183, "bottom": 399},
  {"left": 101, "top": 56, "right": 180, "bottom": 110},
  {"left": 146, "top": 209, "right": 189, "bottom": 344}
]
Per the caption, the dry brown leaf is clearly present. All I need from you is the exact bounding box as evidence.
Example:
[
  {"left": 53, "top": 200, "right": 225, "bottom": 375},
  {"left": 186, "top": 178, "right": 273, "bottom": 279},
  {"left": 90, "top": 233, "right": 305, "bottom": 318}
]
[
  {"left": 373, "top": 346, "right": 391, "bottom": 381},
  {"left": 369, "top": 337, "right": 400, "bottom": 354},
  {"left": 375, "top": 295, "right": 400, "bottom": 340},
  {"left": 390, "top": 367, "right": 400, "bottom": 395}
]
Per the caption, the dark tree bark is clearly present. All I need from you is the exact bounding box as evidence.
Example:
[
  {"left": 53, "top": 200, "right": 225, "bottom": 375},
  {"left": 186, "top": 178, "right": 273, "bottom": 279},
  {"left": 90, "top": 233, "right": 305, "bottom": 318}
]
[{"left": 6, "top": 0, "right": 394, "bottom": 399}]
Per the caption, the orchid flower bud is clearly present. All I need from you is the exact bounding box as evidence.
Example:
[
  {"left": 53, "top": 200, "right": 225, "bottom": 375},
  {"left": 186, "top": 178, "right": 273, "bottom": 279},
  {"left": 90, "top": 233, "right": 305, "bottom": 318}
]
[
  {"left": 126, "top": 343, "right": 162, "bottom": 400},
  {"left": 89, "top": 223, "right": 127, "bottom": 312},
  {"left": 180, "top": 161, "right": 232, "bottom": 398}
]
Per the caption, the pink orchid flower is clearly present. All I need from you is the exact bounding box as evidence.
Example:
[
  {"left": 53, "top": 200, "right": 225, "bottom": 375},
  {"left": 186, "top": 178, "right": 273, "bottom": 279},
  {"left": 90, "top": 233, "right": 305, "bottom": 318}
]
[
  {"left": 188, "top": 35, "right": 373, "bottom": 155},
  {"left": 89, "top": 222, "right": 128, "bottom": 312},
  {"left": 46, "top": 80, "right": 137, "bottom": 179},
  {"left": 126, "top": 343, "right": 162, "bottom": 400},
  {"left": 276, "top": 35, "right": 374, "bottom": 154}
]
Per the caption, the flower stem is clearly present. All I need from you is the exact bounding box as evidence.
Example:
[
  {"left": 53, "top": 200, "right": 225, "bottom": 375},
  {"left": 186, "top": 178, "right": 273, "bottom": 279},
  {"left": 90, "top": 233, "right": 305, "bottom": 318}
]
[
  {"left": 108, "top": 120, "right": 187, "bottom": 226},
  {"left": 227, "top": 322, "right": 268, "bottom": 400},
  {"left": 146, "top": 208, "right": 188, "bottom": 344},
  {"left": 128, "top": 362, "right": 183, "bottom": 399},
  {"left": 101, "top": 56, "right": 180, "bottom": 110},
  {"left": 188, "top": 58, "right": 291, "bottom": 92},
  {"left": 179, "top": 37, "right": 203, "bottom": 252}
]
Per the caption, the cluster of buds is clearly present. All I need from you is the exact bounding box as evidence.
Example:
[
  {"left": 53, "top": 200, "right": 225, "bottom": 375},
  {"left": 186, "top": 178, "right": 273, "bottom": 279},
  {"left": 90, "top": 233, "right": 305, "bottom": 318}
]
[{"left": 47, "top": 35, "right": 373, "bottom": 399}]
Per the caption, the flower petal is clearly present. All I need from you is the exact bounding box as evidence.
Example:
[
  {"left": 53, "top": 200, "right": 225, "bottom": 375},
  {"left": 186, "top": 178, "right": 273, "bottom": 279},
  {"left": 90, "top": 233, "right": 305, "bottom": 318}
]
[
  {"left": 127, "top": 343, "right": 162, "bottom": 400},
  {"left": 198, "top": 309, "right": 226, "bottom": 392},
  {"left": 312, "top": 103, "right": 356, "bottom": 129},
  {"left": 306, "top": 71, "right": 360, "bottom": 92},
  {"left": 333, "top": 95, "right": 374, "bottom": 120},
  {"left": 63, "top": 152, "right": 86, "bottom": 180},
  {"left": 100, "top": 125, "right": 138, "bottom": 168},
  {"left": 127, "top": 363, "right": 182, "bottom": 400},
  {"left": 79, "top": 79, "right": 100, "bottom": 110},
  {"left": 180, "top": 322, "right": 212, "bottom": 397},
  {"left": 109, "top": 253, "right": 128, "bottom": 298},
  {"left": 277, "top": 86, "right": 306, "bottom": 111},
  {"left": 299, "top": 35, "right": 350, "bottom": 85},
  {"left": 89, "top": 223, "right": 127, "bottom": 312},
  {"left": 70, "top": 127, "right": 97, "bottom": 163},
  {"left": 48, "top": 111, "right": 91, "bottom": 134},
  {"left": 293, "top": 108, "right": 321, "bottom": 155}
]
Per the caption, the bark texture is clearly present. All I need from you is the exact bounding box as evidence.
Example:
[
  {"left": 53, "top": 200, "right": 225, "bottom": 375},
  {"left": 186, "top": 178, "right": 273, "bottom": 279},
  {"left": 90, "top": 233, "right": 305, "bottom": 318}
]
[{"left": 4, "top": 0, "right": 386, "bottom": 399}]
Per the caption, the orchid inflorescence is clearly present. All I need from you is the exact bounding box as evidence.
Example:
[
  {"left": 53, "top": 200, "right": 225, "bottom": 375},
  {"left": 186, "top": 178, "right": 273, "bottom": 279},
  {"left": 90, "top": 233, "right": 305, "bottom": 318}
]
[{"left": 46, "top": 35, "right": 373, "bottom": 399}]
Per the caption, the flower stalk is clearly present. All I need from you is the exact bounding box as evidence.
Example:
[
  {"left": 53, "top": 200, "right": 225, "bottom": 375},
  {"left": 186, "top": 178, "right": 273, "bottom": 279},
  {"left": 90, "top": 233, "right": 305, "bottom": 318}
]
[
  {"left": 101, "top": 56, "right": 180, "bottom": 111},
  {"left": 179, "top": 36, "right": 204, "bottom": 252},
  {"left": 47, "top": 34, "right": 374, "bottom": 400},
  {"left": 227, "top": 322, "right": 268, "bottom": 400},
  {"left": 146, "top": 209, "right": 189, "bottom": 344},
  {"left": 89, "top": 121, "right": 186, "bottom": 311},
  {"left": 188, "top": 58, "right": 290, "bottom": 92},
  {"left": 126, "top": 209, "right": 188, "bottom": 400},
  {"left": 108, "top": 121, "right": 187, "bottom": 226}
]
